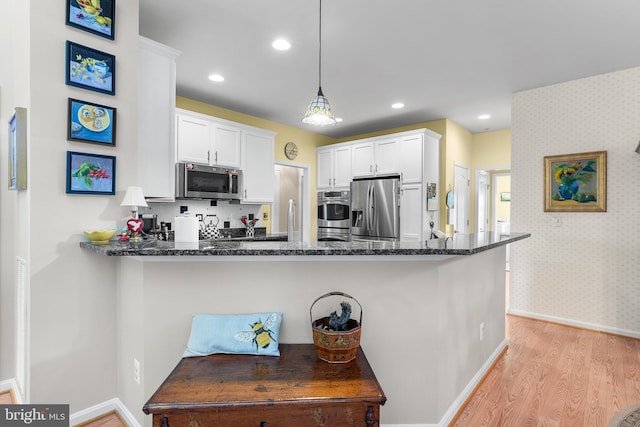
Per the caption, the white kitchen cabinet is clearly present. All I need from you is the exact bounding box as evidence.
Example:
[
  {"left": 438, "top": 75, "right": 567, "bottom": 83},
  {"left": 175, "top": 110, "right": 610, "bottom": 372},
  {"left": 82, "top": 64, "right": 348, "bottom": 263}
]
[
  {"left": 242, "top": 129, "right": 276, "bottom": 203},
  {"left": 399, "top": 134, "right": 423, "bottom": 184},
  {"left": 351, "top": 142, "right": 374, "bottom": 177},
  {"left": 325, "top": 128, "right": 441, "bottom": 241},
  {"left": 176, "top": 109, "right": 241, "bottom": 168},
  {"left": 212, "top": 123, "right": 241, "bottom": 168},
  {"left": 317, "top": 145, "right": 352, "bottom": 190},
  {"left": 351, "top": 138, "right": 398, "bottom": 178},
  {"left": 176, "top": 112, "right": 210, "bottom": 164},
  {"left": 400, "top": 183, "right": 423, "bottom": 242},
  {"left": 137, "top": 36, "right": 181, "bottom": 200}
]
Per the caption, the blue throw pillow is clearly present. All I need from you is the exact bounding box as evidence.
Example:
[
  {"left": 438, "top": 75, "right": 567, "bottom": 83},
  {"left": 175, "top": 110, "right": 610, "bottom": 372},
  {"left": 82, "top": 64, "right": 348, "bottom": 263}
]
[{"left": 184, "top": 312, "right": 282, "bottom": 357}]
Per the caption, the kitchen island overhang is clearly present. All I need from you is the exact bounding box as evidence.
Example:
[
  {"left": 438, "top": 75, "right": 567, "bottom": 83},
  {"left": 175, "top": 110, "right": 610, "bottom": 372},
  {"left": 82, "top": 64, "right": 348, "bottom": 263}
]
[
  {"left": 80, "top": 231, "right": 530, "bottom": 259},
  {"left": 81, "top": 233, "right": 529, "bottom": 426}
]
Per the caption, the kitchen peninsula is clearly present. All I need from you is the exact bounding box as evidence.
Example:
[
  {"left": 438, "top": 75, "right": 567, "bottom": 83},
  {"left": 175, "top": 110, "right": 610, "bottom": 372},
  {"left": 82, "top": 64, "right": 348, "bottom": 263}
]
[{"left": 81, "top": 233, "right": 529, "bottom": 426}]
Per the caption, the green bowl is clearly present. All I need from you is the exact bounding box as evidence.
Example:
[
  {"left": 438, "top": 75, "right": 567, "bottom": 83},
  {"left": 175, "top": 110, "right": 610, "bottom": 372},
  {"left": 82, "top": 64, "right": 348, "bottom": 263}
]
[{"left": 84, "top": 229, "right": 116, "bottom": 243}]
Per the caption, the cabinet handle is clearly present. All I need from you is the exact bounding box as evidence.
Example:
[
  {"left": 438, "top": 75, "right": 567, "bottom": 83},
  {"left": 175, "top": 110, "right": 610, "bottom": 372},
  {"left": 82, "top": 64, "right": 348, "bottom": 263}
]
[
  {"left": 333, "top": 178, "right": 335, "bottom": 186},
  {"left": 375, "top": 164, "right": 378, "bottom": 174},
  {"left": 244, "top": 189, "right": 247, "bottom": 198},
  {"left": 215, "top": 151, "right": 218, "bottom": 163},
  {"left": 207, "top": 150, "right": 210, "bottom": 163},
  {"left": 369, "top": 165, "right": 373, "bottom": 173}
]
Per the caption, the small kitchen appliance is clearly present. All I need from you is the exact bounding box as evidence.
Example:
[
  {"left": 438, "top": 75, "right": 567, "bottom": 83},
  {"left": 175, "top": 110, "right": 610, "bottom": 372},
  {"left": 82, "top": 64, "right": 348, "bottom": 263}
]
[{"left": 176, "top": 162, "right": 242, "bottom": 200}]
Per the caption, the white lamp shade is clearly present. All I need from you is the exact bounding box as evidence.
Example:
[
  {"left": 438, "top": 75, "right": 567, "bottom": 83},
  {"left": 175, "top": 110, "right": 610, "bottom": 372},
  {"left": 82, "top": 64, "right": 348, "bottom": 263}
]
[{"left": 120, "top": 186, "right": 148, "bottom": 208}]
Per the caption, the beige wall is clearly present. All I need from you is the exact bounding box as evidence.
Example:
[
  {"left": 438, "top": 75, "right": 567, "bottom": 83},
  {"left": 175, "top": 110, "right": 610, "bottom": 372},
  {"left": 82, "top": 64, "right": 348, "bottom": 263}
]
[
  {"left": 511, "top": 67, "right": 640, "bottom": 336},
  {"left": 469, "top": 129, "right": 512, "bottom": 232},
  {"left": 494, "top": 174, "right": 511, "bottom": 221}
]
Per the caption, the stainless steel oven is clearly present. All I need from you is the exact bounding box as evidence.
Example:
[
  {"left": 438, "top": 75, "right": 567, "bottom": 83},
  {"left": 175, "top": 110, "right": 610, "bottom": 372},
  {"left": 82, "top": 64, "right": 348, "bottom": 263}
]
[{"left": 317, "top": 190, "right": 350, "bottom": 241}]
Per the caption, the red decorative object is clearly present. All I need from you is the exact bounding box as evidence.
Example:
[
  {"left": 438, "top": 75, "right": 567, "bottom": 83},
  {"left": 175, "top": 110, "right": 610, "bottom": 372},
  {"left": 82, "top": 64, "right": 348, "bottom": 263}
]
[{"left": 127, "top": 218, "right": 144, "bottom": 232}]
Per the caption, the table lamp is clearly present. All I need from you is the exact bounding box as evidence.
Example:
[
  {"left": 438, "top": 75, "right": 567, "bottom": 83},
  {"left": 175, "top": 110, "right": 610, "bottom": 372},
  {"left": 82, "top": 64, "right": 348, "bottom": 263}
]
[{"left": 121, "top": 186, "right": 148, "bottom": 241}]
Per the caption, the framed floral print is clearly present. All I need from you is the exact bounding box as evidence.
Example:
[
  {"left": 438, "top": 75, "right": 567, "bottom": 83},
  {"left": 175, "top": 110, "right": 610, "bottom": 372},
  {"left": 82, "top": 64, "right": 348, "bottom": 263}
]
[
  {"left": 65, "top": 41, "right": 115, "bottom": 95},
  {"left": 66, "top": 151, "right": 116, "bottom": 195},
  {"left": 544, "top": 151, "right": 606, "bottom": 212},
  {"left": 66, "top": 0, "right": 115, "bottom": 40}
]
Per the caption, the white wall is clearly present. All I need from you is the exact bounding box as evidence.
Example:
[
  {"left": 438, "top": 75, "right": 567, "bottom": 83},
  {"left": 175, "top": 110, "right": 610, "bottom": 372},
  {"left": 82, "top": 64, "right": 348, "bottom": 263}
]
[
  {"left": 0, "top": 0, "right": 30, "bottom": 386},
  {"left": 511, "top": 67, "right": 640, "bottom": 336},
  {"left": 1, "top": 0, "right": 140, "bottom": 411}
]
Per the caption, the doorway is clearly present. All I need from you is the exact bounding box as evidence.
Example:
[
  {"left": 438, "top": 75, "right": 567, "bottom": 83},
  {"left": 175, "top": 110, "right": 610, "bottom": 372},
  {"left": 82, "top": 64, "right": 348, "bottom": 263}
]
[{"left": 273, "top": 163, "right": 310, "bottom": 242}]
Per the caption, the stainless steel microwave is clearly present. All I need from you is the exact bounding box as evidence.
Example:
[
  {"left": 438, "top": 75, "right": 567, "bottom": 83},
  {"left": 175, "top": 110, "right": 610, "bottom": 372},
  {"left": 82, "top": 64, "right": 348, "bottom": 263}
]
[{"left": 176, "top": 162, "right": 242, "bottom": 200}]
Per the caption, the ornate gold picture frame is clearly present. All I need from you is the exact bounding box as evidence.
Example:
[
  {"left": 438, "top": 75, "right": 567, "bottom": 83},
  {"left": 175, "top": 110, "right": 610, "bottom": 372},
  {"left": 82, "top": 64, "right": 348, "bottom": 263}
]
[{"left": 544, "top": 151, "right": 606, "bottom": 212}]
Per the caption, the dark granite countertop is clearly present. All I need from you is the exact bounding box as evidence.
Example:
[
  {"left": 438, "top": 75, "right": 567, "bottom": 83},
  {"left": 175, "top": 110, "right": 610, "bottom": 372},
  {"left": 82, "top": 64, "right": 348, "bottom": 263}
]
[{"left": 79, "top": 232, "right": 530, "bottom": 258}]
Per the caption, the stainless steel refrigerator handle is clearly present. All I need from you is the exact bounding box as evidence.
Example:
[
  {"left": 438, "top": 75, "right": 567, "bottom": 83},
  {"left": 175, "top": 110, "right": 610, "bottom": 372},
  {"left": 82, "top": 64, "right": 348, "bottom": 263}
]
[
  {"left": 368, "top": 183, "right": 375, "bottom": 232},
  {"left": 228, "top": 172, "right": 232, "bottom": 194}
]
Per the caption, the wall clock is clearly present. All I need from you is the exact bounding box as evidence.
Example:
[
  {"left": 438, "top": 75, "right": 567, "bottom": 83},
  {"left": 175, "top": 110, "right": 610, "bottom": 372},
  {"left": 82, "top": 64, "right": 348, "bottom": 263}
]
[{"left": 284, "top": 141, "right": 298, "bottom": 160}]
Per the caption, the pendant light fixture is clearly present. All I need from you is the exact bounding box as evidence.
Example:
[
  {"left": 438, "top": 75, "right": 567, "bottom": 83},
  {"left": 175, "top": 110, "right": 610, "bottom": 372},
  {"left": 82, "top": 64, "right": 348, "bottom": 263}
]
[{"left": 302, "top": 0, "right": 337, "bottom": 126}]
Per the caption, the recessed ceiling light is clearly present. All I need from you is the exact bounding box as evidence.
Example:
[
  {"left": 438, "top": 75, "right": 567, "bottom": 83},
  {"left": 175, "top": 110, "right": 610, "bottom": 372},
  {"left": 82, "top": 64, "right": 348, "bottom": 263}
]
[
  {"left": 478, "top": 114, "right": 491, "bottom": 120},
  {"left": 272, "top": 39, "right": 291, "bottom": 50},
  {"left": 392, "top": 103, "right": 405, "bottom": 109},
  {"left": 208, "top": 74, "right": 224, "bottom": 82},
  {"left": 335, "top": 117, "right": 343, "bottom": 123}
]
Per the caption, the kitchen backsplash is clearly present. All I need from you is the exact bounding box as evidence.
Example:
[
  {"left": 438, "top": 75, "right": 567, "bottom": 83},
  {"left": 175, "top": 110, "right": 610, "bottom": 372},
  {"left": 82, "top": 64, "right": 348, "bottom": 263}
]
[{"left": 139, "top": 200, "right": 265, "bottom": 231}]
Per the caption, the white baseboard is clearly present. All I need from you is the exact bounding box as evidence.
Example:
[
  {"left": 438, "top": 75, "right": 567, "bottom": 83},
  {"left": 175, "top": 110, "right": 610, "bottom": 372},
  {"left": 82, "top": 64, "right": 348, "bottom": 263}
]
[
  {"left": 70, "top": 398, "right": 141, "bottom": 427},
  {"left": 381, "top": 340, "right": 507, "bottom": 427},
  {"left": 0, "top": 378, "right": 22, "bottom": 403},
  {"left": 437, "top": 339, "right": 508, "bottom": 427},
  {"left": 508, "top": 309, "right": 640, "bottom": 339}
]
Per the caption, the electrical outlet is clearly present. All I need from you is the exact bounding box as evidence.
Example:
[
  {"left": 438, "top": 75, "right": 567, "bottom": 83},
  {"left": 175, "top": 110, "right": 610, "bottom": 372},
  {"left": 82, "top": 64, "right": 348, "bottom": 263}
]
[
  {"left": 552, "top": 216, "right": 562, "bottom": 227},
  {"left": 133, "top": 358, "right": 141, "bottom": 384},
  {"left": 479, "top": 322, "right": 485, "bottom": 341}
]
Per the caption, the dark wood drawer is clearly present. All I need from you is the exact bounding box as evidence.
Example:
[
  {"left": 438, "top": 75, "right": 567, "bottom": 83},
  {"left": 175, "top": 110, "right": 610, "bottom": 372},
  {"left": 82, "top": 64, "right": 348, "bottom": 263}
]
[{"left": 144, "top": 344, "right": 386, "bottom": 427}]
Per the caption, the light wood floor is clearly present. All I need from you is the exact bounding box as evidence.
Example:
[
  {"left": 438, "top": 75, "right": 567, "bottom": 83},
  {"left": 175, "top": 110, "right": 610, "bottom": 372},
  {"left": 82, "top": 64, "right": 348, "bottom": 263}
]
[
  {"left": 76, "top": 411, "right": 126, "bottom": 427},
  {"left": 451, "top": 314, "right": 640, "bottom": 427}
]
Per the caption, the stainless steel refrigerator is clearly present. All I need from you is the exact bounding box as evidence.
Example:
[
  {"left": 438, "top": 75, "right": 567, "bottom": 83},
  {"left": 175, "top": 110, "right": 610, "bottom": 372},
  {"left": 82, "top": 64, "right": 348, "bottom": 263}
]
[{"left": 350, "top": 176, "right": 400, "bottom": 241}]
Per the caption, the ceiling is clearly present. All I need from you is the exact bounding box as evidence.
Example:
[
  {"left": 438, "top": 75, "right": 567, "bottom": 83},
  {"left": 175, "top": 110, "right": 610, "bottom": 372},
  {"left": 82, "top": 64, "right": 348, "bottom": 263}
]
[{"left": 139, "top": 0, "right": 640, "bottom": 139}]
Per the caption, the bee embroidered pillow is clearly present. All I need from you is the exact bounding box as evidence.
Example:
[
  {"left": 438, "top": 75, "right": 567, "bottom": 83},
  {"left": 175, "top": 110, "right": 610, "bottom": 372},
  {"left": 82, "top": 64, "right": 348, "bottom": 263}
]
[{"left": 184, "top": 312, "right": 283, "bottom": 357}]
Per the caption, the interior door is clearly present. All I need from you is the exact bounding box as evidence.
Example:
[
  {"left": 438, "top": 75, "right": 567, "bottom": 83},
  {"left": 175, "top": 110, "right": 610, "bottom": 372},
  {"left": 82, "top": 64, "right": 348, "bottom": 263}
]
[
  {"left": 454, "top": 164, "right": 470, "bottom": 234},
  {"left": 476, "top": 171, "right": 490, "bottom": 232}
]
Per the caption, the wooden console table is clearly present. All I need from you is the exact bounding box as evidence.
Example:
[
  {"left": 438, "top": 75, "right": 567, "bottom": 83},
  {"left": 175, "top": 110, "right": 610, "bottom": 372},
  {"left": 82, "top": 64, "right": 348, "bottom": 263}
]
[{"left": 143, "top": 344, "right": 386, "bottom": 426}]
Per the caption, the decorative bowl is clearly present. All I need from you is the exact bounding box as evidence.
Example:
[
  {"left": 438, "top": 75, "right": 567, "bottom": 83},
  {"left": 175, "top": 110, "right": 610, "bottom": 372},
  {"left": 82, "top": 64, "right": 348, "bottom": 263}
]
[{"left": 84, "top": 229, "right": 116, "bottom": 243}]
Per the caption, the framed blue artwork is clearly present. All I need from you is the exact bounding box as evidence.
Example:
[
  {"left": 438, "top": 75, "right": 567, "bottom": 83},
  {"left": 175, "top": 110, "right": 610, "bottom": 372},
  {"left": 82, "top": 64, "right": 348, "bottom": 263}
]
[
  {"left": 8, "top": 107, "right": 28, "bottom": 190},
  {"left": 66, "top": 0, "right": 115, "bottom": 40},
  {"left": 66, "top": 151, "right": 116, "bottom": 195},
  {"left": 66, "top": 41, "right": 115, "bottom": 95},
  {"left": 67, "top": 98, "right": 116, "bottom": 146}
]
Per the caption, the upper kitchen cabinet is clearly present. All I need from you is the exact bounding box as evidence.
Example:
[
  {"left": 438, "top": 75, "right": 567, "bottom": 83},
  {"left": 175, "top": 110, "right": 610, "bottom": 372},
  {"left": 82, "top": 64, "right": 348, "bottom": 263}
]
[
  {"left": 398, "top": 133, "right": 424, "bottom": 184},
  {"left": 351, "top": 138, "right": 399, "bottom": 178},
  {"left": 317, "top": 145, "right": 352, "bottom": 190},
  {"left": 176, "top": 109, "right": 241, "bottom": 168},
  {"left": 138, "top": 37, "right": 181, "bottom": 200},
  {"left": 242, "top": 128, "right": 276, "bottom": 204}
]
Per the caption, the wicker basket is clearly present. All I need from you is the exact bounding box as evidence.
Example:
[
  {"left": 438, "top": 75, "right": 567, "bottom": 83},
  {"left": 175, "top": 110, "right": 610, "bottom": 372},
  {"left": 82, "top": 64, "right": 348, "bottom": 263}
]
[{"left": 310, "top": 292, "right": 362, "bottom": 363}]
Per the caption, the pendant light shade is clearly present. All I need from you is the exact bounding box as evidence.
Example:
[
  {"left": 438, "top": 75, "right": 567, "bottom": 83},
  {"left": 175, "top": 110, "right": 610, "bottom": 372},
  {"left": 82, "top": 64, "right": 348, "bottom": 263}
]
[
  {"left": 302, "top": 0, "right": 337, "bottom": 126},
  {"left": 302, "top": 87, "right": 336, "bottom": 126}
]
